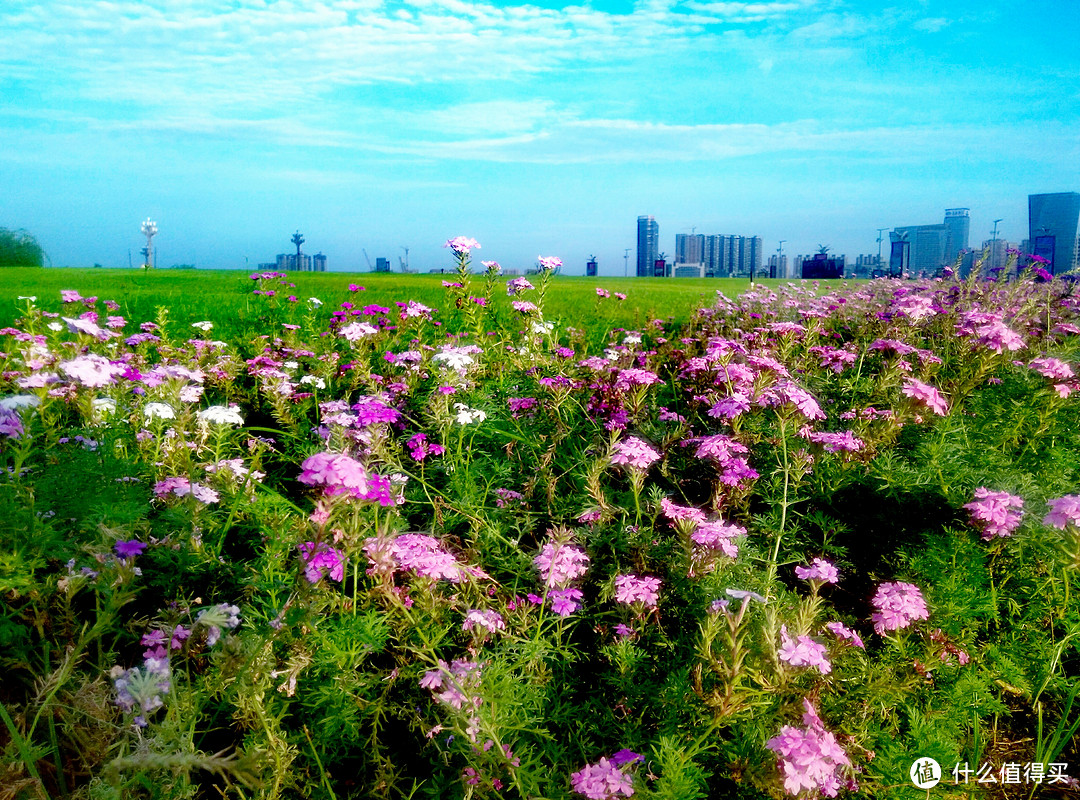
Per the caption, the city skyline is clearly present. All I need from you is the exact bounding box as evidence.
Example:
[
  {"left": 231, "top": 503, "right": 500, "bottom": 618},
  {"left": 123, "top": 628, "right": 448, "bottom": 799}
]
[{"left": 1, "top": 1, "right": 1078, "bottom": 274}]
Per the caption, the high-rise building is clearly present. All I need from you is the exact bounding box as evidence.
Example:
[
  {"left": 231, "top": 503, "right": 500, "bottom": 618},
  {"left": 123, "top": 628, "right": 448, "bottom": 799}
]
[
  {"left": 892, "top": 224, "right": 949, "bottom": 275},
  {"left": 675, "top": 233, "right": 705, "bottom": 264},
  {"left": 637, "top": 216, "right": 659, "bottom": 277},
  {"left": 586, "top": 257, "right": 598, "bottom": 277},
  {"left": 313, "top": 253, "right": 327, "bottom": 272},
  {"left": 1029, "top": 192, "right": 1080, "bottom": 275},
  {"left": 768, "top": 254, "right": 789, "bottom": 279},
  {"left": 943, "top": 208, "right": 970, "bottom": 266},
  {"left": 375, "top": 257, "right": 391, "bottom": 272}
]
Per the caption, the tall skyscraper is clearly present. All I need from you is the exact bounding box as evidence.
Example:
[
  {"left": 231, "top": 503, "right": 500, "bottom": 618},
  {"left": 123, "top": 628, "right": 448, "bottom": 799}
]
[
  {"left": 675, "top": 233, "right": 705, "bottom": 264},
  {"left": 1029, "top": 192, "right": 1080, "bottom": 275},
  {"left": 637, "top": 216, "right": 659, "bottom": 277},
  {"left": 892, "top": 224, "right": 949, "bottom": 274},
  {"left": 943, "top": 208, "right": 970, "bottom": 265}
]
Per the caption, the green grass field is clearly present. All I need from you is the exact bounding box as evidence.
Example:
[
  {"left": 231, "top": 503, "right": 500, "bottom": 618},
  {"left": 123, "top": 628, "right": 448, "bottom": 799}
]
[{"left": 0, "top": 267, "right": 814, "bottom": 339}]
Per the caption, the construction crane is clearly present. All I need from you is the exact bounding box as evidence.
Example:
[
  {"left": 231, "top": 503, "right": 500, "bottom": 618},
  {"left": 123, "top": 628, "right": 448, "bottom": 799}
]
[{"left": 362, "top": 249, "right": 373, "bottom": 270}]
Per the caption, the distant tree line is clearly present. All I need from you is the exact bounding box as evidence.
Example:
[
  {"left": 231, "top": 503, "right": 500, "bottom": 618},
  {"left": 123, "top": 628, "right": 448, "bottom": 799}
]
[{"left": 0, "top": 228, "right": 45, "bottom": 267}]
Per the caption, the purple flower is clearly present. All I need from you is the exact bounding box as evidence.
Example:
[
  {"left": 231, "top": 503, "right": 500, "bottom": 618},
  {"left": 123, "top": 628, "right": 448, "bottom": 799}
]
[
  {"left": 114, "top": 539, "right": 147, "bottom": 560},
  {"left": 570, "top": 757, "right": 635, "bottom": 799},
  {"left": 548, "top": 587, "right": 585, "bottom": 616},
  {"left": 444, "top": 236, "right": 480, "bottom": 254}
]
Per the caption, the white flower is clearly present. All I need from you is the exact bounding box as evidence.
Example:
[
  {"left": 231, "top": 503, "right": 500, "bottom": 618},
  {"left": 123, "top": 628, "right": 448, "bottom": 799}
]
[
  {"left": 143, "top": 402, "right": 176, "bottom": 420},
  {"left": 339, "top": 321, "right": 379, "bottom": 341},
  {"left": 283, "top": 361, "right": 299, "bottom": 371},
  {"left": 197, "top": 405, "right": 244, "bottom": 426},
  {"left": 92, "top": 397, "right": 117, "bottom": 417},
  {"left": 453, "top": 403, "right": 487, "bottom": 425},
  {"left": 299, "top": 375, "right": 326, "bottom": 389},
  {"left": 17, "top": 296, "right": 36, "bottom": 302},
  {"left": 622, "top": 332, "right": 642, "bottom": 345},
  {"left": 530, "top": 320, "right": 555, "bottom": 335},
  {"left": 191, "top": 321, "right": 214, "bottom": 332},
  {"left": 179, "top": 385, "right": 204, "bottom": 403},
  {"left": 0, "top": 395, "right": 40, "bottom": 411},
  {"left": 308, "top": 297, "right": 323, "bottom": 307},
  {"left": 47, "top": 322, "right": 64, "bottom": 332},
  {"left": 432, "top": 350, "right": 475, "bottom": 371}
]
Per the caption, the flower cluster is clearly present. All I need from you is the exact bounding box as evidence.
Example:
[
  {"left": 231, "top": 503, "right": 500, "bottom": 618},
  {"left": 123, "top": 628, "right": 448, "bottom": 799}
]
[
  {"left": 298, "top": 451, "right": 396, "bottom": 505},
  {"left": 766, "top": 700, "right": 853, "bottom": 798},
  {"left": 614, "top": 574, "right": 661, "bottom": 610},
  {"left": 610, "top": 437, "right": 661, "bottom": 471},
  {"left": 870, "top": 581, "right": 929, "bottom": 634},
  {"left": 1044, "top": 495, "right": 1080, "bottom": 530},
  {"left": 795, "top": 558, "right": 839, "bottom": 585},
  {"left": 778, "top": 625, "right": 831, "bottom": 674},
  {"left": 963, "top": 487, "right": 1024, "bottom": 540},
  {"left": 299, "top": 542, "right": 345, "bottom": 583},
  {"left": 570, "top": 753, "right": 640, "bottom": 800}
]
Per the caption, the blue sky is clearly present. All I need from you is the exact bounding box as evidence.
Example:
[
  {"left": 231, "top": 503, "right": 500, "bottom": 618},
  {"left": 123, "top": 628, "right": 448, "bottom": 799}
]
[{"left": 1, "top": 0, "right": 1078, "bottom": 274}]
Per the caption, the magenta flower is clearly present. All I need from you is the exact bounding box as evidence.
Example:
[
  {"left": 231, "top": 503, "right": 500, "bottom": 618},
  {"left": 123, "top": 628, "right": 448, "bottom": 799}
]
[
  {"left": 659, "top": 497, "right": 707, "bottom": 525},
  {"left": 870, "top": 581, "right": 929, "bottom": 634},
  {"left": 1044, "top": 495, "right": 1080, "bottom": 530},
  {"left": 795, "top": 558, "right": 839, "bottom": 584},
  {"left": 614, "top": 574, "right": 661, "bottom": 609},
  {"left": 298, "top": 452, "right": 396, "bottom": 505},
  {"left": 548, "top": 587, "right": 585, "bottom": 616},
  {"left": 570, "top": 757, "right": 635, "bottom": 799},
  {"left": 299, "top": 542, "right": 345, "bottom": 583},
  {"left": 610, "top": 437, "right": 661, "bottom": 471},
  {"left": 901, "top": 378, "right": 949, "bottom": 416},
  {"left": 778, "top": 625, "right": 831, "bottom": 674},
  {"left": 963, "top": 488, "right": 1024, "bottom": 540}
]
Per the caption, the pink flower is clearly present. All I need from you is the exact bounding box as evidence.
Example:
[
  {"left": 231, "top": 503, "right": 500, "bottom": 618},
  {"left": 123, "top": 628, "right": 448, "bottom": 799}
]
[
  {"left": 963, "top": 488, "right": 1024, "bottom": 540},
  {"left": 1044, "top": 495, "right": 1080, "bottom": 530},
  {"left": 778, "top": 625, "right": 831, "bottom": 674},
  {"left": 766, "top": 700, "right": 851, "bottom": 798},
  {"left": 659, "top": 497, "right": 707, "bottom": 525},
  {"left": 614, "top": 574, "right": 661, "bottom": 609},
  {"left": 870, "top": 581, "right": 929, "bottom": 634},
  {"left": 690, "top": 520, "right": 746, "bottom": 559},
  {"left": 795, "top": 558, "right": 839, "bottom": 584},
  {"left": 534, "top": 538, "right": 590, "bottom": 588},
  {"left": 444, "top": 236, "right": 481, "bottom": 254},
  {"left": 901, "top": 378, "right": 949, "bottom": 416},
  {"left": 298, "top": 452, "right": 396, "bottom": 505},
  {"left": 463, "top": 609, "right": 506, "bottom": 634},
  {"left": 153, "top": 477, "right": 220, "bottom": 504},
  {"left": 570, "top": 757, "right": 635, "bottom": 799},
  {"left": 825, "top": 621, "right": 865, "bottom": 649},
  {"left": 60, "top": 354, "right": 126, "bottom": 387},
  {"left": 1029, "top": 357, "right": 1074, "bottom": 380},
  {"left": 537, "top": 255, "right": 562, "bottom": 272},
  {"left": 610, "top": 437, "right": 661, "bottom": 471}
]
